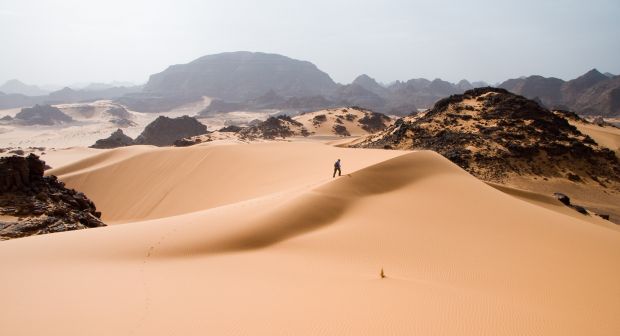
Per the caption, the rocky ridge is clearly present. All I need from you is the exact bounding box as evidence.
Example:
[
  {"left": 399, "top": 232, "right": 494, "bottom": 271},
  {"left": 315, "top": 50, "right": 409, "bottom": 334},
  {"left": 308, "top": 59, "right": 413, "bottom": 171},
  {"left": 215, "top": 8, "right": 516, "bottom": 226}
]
[{"left": 354, "top": 87, "right": 620, "bottom": 185}]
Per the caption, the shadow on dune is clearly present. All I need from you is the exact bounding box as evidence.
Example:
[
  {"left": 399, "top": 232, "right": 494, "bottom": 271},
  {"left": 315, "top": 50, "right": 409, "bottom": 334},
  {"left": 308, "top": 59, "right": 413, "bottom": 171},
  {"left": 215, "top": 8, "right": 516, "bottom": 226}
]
[{"left": 157, "top": 151, "right": 467, "bottom": 258}]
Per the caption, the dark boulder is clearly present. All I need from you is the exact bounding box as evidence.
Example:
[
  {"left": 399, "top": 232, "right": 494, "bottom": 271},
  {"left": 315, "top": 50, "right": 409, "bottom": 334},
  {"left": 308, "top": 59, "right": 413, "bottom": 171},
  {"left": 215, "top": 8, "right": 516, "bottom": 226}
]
[
  {"left": 134, "top": 116, "right": 208, "bottom": 146},
  {"left": 90, "top": 129, "right": 134, "bottom": 149}
]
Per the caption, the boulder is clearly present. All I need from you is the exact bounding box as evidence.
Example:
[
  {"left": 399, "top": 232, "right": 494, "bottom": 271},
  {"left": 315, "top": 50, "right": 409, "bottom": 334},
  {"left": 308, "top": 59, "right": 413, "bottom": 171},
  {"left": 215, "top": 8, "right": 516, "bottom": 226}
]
[
  {"left": 134, "top": 116, "right": 208, "bottom": 146},
  {"left": 90, "top": 129, "right": 134, "bottom": 149}
]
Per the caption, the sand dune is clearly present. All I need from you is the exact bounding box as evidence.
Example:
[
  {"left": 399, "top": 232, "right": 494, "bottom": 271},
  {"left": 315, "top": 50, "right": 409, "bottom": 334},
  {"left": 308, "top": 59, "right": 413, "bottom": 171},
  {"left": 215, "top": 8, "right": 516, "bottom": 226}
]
[
  {"left": 2, "top": 143, "right": 620, "bottom": 335},
  {"left": 50, "top": 142, "right": 407, "bottom": 223}
]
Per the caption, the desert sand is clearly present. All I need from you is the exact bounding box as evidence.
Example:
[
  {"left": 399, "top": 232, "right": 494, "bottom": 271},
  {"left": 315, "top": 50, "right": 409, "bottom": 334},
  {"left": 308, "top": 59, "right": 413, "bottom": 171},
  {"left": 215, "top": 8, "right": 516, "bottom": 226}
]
[{"left": 1, "top": 141, "right": 619, "bottom": 335}]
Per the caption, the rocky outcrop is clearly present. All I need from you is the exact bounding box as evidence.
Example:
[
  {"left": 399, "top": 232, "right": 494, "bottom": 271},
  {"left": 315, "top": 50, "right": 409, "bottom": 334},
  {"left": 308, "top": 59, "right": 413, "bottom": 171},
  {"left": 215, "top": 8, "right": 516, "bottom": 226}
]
[
  {"left": 90, "top": 129, "right": 134, "bottom": 149},
  {"left": 355, "top": 87, "right": 620, "bottom": 184},
  {"left": 134, "top": 116, "right": 208, "bottom": 146},
  {"left": 0, "top": 154, "right": 105, "bottom": 240},
  {"left": 13, "top": 104, "right": 73, "bottom": 126}
]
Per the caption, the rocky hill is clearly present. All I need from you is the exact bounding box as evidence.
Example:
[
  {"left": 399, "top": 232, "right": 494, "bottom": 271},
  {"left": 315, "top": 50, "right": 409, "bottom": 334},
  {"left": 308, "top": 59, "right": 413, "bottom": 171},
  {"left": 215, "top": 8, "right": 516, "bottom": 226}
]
[
  {"left": 237, "top": 107, "right": 393, "bottom": 140},
  {"left": 134, "top": 116, "right": 208, "bottom": 146},
  {"left": 0, "top": 154, "right": 105, "bottom": 240},
  {"left": 10, "top": 104, "right": 74, "bottom": 126},
  {"left": 354, "top": 87, "right": 620, "bottom": 185}
]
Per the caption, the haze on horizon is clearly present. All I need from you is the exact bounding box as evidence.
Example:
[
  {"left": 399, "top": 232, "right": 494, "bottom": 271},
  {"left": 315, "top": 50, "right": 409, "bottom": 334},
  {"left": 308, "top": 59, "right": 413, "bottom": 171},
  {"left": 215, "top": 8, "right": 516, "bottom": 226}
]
[{"left": 1, "top": 0, "right": 619, "bottom": 88}]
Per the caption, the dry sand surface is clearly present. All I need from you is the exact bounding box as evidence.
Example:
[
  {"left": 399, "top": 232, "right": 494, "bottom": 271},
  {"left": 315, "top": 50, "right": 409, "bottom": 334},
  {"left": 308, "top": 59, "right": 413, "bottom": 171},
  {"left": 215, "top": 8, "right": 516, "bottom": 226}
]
[{"left": 1, "top": 142, "right": 620, "bottom": 335}]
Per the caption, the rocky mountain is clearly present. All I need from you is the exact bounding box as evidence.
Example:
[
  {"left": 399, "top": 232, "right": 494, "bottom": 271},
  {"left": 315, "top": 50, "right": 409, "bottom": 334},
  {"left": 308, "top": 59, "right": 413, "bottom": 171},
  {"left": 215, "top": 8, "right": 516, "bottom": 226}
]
[
  {"left": 0, "top": 154, "right": 105, "bottom": 240},
  {"left": 144, "top": 51, "right": 338, "bottom": 102},
  {"left": 351, "top": 74, "right": 388, "bottom": 96},
  {"left": 499, "top": 69, "right": 620, "bottom": 116},
  {"left": 0, "top": 79, "right": 48, "bottom": 96},
  {"left": 562, "top": 69, "right": 609, "bottom": 103},
  {"left": 499, "top": 75, "right": 565, "bottom": 107},
  {"left": 134, "top": 116, "right": 208, "bottom": 146},
  {"left": 354, "top": 87, "right": 620, "bottom": 185},
  {"left": 90, "top": 129, "right": 134, "bottom": 149},
  {"left": 572, "top": 76, "right": 620, "bottom": 117},
  {"left": 11, "top": 104, "right": 74, "bottom": 126}
]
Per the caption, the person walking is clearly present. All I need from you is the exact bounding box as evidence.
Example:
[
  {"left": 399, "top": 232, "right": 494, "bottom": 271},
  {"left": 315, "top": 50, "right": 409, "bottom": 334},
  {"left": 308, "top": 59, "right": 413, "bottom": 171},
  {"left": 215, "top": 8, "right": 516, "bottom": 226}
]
[{"left": 333, "top": 159, "right": 341, "bottom": 178}]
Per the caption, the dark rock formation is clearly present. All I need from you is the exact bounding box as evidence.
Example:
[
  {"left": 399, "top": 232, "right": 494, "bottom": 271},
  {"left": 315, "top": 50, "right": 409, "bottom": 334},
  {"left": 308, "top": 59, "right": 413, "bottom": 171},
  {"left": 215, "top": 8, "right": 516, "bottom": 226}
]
[
  {"left": 0, "top": 154, "right": 105, "bottom": 240},
  {"left": 90, "top": 129, "right": 134, "bottom": 149},
  {"left": 134, "top": 116, "right": 208, "bottom": 146},
  {"left": 13, "top": 104, "right": 73, "bottom": 126},
  {"left": 355, "top": 87, "right": 620, "bottom": 184}
]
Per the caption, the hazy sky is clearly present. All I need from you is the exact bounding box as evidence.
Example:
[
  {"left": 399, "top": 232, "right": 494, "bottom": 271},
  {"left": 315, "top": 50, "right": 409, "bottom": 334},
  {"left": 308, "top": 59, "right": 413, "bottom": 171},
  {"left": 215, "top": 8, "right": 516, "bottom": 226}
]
[{"left": 1, "top": 0, "right": 619, "bottom": 87}]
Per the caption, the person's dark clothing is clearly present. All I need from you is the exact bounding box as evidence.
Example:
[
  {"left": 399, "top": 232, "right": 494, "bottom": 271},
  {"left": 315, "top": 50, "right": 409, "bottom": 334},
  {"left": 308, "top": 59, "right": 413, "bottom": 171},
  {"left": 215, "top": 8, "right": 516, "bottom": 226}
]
[{"left": 333, "top": 159, "right": 341, "bottom": 178}]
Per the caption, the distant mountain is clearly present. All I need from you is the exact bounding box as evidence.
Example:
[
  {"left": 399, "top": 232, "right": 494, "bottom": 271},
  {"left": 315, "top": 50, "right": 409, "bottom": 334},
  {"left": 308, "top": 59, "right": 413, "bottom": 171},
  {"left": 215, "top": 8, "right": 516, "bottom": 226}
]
[
  {"left": 80, "top": 82, "right": 138, "bottom": 91},
  {"left": 456, "top": 80, "right": 474, "bottom": 91},
  {"left": 0, "top": 79, "right": 48, "bottom": 96},
  {"left": 499, "top": 75, "right": 564, "bottom": 107},
  {"left": 561, "top": 69, "right": 609, "bottom": 103},
  {"left": 47, "top": 86, "right": 141, "bottom": 103},
  {"left": 573, "top": 76, "right": 620, "bottom": 117},
  {"left": 499, "top": 69, "right": 620, "bottom": 116},
  {"left": 351, "top": 74, "right": 388, "bottom": 96},
  {"left": 144, "top": 51, "right": 338, "bottom": 102},
  {"left": 0, "top": 85, "right": 141, "bottom": 110},
  {"left": 604, "top": 72, "right": 616, "bottom": 78}
]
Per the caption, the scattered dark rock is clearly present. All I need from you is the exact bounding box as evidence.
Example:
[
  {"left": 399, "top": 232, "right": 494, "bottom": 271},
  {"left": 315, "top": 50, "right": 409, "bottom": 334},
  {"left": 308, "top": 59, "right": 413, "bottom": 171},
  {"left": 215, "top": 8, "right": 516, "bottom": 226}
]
[
  {"left": 358, "top": 111, "right": 392, "bottom": 133},
  {"left": 596, "top": 213, "right": 610, "bottom": 221},
  {"left": 9, "top": 149, "right": 25, "bottom": 156},
  {"left": 312, "top": 114, "right": 327, "bottom": 126},
  {"left": 333, "top": 124, "right": 350, "bottom": 136},
  {"left": 0, "top": 154, "right": 105, "bottom": 240},
  {"left": 573, "top": 205, "right": 588, "bottom": 215}
]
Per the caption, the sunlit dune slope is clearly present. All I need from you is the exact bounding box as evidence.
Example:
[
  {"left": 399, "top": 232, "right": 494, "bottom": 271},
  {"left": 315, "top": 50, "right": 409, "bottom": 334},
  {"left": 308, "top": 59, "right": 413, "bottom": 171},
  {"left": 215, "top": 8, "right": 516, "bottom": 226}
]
[{"left": 49, "top": 142, "right": 407, "bottom": 222}]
